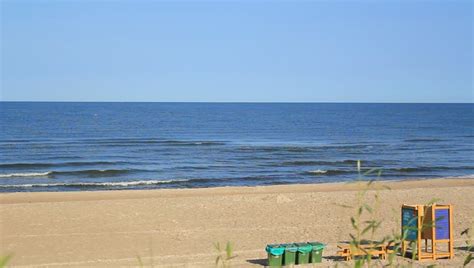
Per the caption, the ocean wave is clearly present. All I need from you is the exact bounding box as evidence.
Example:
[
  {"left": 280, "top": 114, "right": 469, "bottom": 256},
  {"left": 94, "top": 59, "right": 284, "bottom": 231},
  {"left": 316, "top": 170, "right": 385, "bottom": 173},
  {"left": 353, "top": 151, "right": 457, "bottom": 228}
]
[
  {"left": 45, "top": 156, "right": 84, "bottom": 160},
  {"left": 161, "top": 140, "right": 226, "bottom": 146},
  {"left": 0, "top": 139, "right": 51, "bottom": 143},
  {"left": 392, "top": 166, "right": 474, "bottom": 173},
  {"left": 84, "top": 139, "right": 225, "bottom": 147},
  {"left": 303, "top": 169, "right": 351, "bottom": 175},
  {"left": 0, "top": 176, "right": 276, "bottom": 188},
  {"left": 404, "top": 138, "right": 445, "bottom": 143},
  {"left": 306, "top": 169, "right": 328, "bottom": 174},
  {"left": 0, "top": 172, "right": 52, "bottom": 178},
  {"left": 0, "top": 169, "right": 144, "bottom": 179},
  {"left": 0, "top": 179, "right": 190, "bottom": 188},
  {"left": 238, "top": 146, "right": 313, "bottom": 153},
  {"left": 174, "top": 165, "right": 213, "bottom": 171},
  {"left": 50, "top": 169, "right": 142, "bottom": 177},
  {"left": 237, "top": 143, "right": 380, "bottom": 154},
  {"left": 280, "top": 160, "right": 334, "bottom": 166},
  {"left": 300, "top": 166, "right": 474, "bottom": 176},
  {"left": 395, "top": 167, "right": 432, "bottom": 172},
  {"left": 0, "top": 161, "right": 128, "bottom": 169},
  {"left": 0, "top": 138, "right": 227, "bottom": 147},
  {"left": 274, "top": 159, "right": 360, "bottom": 167}
]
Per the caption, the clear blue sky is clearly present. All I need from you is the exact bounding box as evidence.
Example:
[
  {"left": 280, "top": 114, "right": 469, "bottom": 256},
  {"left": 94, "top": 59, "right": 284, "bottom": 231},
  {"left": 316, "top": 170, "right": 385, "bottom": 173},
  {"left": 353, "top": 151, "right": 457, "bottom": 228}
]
[{"left": 1, "top": 1, "right": 472, "bottom": 102}]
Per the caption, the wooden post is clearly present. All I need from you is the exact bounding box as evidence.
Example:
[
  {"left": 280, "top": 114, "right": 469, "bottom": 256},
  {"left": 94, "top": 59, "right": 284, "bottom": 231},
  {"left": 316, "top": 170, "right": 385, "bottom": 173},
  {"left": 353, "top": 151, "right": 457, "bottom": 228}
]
[
  {"left": 417, "top": 205, "right": 422, "bottom": 260},
  {"left": 431, "top": 205, "right": 436, "bottom": 260},
  {"left": 449, "top": 205, "right": 454, "bottom": 259}
]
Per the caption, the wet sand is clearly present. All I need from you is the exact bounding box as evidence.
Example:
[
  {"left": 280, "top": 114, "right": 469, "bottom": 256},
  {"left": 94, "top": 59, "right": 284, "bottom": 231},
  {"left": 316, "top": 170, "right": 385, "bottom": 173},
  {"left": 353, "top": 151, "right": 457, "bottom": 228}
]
[{"left": 1, "top": 178, "right": 473, "bottom": 267}]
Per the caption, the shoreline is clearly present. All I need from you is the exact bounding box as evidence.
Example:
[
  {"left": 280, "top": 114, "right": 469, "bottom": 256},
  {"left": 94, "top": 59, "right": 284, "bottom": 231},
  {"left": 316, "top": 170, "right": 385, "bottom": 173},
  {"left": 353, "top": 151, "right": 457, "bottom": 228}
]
[
  {"left": 1, "top": 177, "right": 473, "bottom": 267},
  {"left": 1, "top": 176, "right": 472, "bottom": 204}
]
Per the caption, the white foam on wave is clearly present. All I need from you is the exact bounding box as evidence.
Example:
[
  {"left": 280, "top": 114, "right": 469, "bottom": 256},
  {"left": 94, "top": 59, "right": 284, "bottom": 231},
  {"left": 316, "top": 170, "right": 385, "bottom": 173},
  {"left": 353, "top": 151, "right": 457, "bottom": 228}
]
[
  {"left": 0, "top": 179, "right": 189, "bottom": 188},
  {"left": 449, "top": 174, "right": 474, "bottom": 179},
  {"left": 307, "top": 169, "right": 327, "bottom": 174},
  {"left": 0, "top": 171, "right": 52, "bottom": 178}
]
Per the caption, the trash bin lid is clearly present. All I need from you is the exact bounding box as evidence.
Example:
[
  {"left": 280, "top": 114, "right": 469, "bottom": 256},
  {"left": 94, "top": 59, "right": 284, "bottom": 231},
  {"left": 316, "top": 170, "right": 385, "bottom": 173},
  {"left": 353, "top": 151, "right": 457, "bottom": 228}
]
[
  {"left": 308, "top": 242, "right": 326, "bottom": 250},
  {"left": 295, "top": 243, "right": 313, "bottom": 253},
  {"left": 280, "top": 243, "right": 298, "bottom": 252},
  {"left": 265, "top": 244, "right": 285, "bottom": 256}
]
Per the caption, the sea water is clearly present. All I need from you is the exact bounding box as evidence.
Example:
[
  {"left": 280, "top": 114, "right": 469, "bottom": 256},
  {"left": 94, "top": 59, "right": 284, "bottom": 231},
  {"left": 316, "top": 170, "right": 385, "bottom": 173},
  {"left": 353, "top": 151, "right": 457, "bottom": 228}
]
[{"left": 1, "top": 102, "right": 473, "bottom": 192}]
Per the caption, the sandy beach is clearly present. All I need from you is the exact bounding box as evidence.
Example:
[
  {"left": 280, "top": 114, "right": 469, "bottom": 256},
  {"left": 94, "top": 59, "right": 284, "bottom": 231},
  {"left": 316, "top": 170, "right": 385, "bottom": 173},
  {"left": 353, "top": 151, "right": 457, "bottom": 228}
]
[{"left": 1, "top": 178, "right": 473, "bottom": 267}]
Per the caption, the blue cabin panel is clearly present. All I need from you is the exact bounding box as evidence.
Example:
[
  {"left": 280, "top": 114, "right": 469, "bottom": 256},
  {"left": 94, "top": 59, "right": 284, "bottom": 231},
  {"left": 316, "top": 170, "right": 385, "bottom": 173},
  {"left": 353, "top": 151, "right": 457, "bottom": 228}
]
[
  {"left": 435, "top": 209, "right": 450, "bottom": 240},
  {"left": 402, "top": 207, "right": 418, "bottom": 240}
]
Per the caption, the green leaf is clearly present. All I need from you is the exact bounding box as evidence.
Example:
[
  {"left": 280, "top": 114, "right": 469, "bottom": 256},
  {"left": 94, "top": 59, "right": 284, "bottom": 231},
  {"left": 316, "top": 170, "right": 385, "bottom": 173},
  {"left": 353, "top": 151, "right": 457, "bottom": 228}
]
[
  {"left": 374, "top": 221, "right": 381, "bottom": 230},
  {"left": 136, "top": 255, "right": 143, "bottom": 268},
  {"left": 364, "top": 204, "right": 373, "bottom": 213},
  {"left": 334, "top": 203, "right": 353, "bottom": 209},
  {"left": 361, "top": 224, "right": 374, "bottom": 235},
  {"left": 363, "top": 169, "right": 379, "bottom": 176},
  {"left": 0, "top": 255, "right": 12, "bottom": 268},
  {"left": 426, "top": 198, "right": 442, "bottom": 206},
  {"left": 464, "top": 253, "right": 473, "bottom": 267},
  {"left": 349, "top": 233, "right": 357, "bottom": 241},
  {"left": 225, "top": 242, "right": 233, "bottom": 259},
  {"left": 351, "top": 217, "right": 357, "bottom": 229}
]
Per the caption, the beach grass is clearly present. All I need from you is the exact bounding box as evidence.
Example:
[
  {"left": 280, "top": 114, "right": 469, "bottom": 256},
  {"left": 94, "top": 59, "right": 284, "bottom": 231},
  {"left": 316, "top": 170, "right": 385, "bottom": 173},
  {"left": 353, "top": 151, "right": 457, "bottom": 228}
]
[
  {"left": 0, "top": 255, "right": 12, "bottom": 268},
  {"left": 214, "top": 241, "right": 237, "bottom": 268}
]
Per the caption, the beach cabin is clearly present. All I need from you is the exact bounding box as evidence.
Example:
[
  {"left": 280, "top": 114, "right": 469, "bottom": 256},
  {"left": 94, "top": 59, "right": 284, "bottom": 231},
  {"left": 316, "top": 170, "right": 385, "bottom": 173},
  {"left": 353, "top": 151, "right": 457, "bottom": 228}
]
[{"left": 401, "top": 204, "right": 453, "bottom": 261}]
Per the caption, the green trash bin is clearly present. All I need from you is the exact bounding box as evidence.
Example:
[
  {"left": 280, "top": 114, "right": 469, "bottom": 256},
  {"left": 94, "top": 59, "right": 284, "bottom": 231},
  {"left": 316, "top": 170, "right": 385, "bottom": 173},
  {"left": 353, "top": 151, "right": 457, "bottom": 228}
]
[
  {"left": 265, "top": 244, "right": 285, "bottom": 267},
  {"left": 281, "top": 243, "right": 297, "bottom": 266},
  {"left": 308, "top": 242, "right": 325, "bottom": 263},
  {"left": 295, "top": 243, "right": 313, "bottom": 264}
]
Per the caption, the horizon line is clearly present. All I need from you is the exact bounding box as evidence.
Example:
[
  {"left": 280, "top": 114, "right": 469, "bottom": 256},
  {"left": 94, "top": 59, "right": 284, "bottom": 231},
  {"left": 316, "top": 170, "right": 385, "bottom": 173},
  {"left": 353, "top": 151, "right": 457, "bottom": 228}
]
[{"left": 1, "top": 100, "right": 473, "bottom": 104}]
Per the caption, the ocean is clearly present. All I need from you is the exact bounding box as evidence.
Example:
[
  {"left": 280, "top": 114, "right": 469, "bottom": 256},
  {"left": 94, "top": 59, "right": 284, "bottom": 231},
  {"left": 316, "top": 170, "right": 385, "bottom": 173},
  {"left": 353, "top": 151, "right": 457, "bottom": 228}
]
[{"left": 0, "top": 102, "right": 473, "bottom": 192}]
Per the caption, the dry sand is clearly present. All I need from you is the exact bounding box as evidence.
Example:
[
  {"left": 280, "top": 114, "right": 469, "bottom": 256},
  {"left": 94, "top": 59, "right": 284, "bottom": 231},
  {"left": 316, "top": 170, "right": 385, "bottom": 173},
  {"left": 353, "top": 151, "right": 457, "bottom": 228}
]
[{"left": 1, "top": 178, "right": 473, "bottom": 267}]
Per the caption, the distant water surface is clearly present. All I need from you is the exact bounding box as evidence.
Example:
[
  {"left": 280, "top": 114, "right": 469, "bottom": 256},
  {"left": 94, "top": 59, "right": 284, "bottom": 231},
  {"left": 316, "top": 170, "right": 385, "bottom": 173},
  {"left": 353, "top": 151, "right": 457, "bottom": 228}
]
[{"left": 0, "top": 102, "right": 473, "bottom": 192}]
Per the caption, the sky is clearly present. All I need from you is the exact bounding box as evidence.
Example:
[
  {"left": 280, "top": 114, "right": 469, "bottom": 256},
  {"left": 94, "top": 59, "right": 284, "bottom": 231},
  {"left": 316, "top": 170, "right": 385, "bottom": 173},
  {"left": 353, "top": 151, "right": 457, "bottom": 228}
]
[{"left": 1, "top": 1, "right": 472, "bottom": 102}]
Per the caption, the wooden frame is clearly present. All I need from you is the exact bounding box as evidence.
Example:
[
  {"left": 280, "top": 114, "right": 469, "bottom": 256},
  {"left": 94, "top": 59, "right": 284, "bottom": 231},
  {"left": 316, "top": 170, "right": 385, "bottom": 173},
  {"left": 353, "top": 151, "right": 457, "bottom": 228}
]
[
  {"left": 336, "top": 244, "right": 387, "bottom": 261},
  {"left": 401, "top": 204, "right": 453, "bottom": 261}
]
